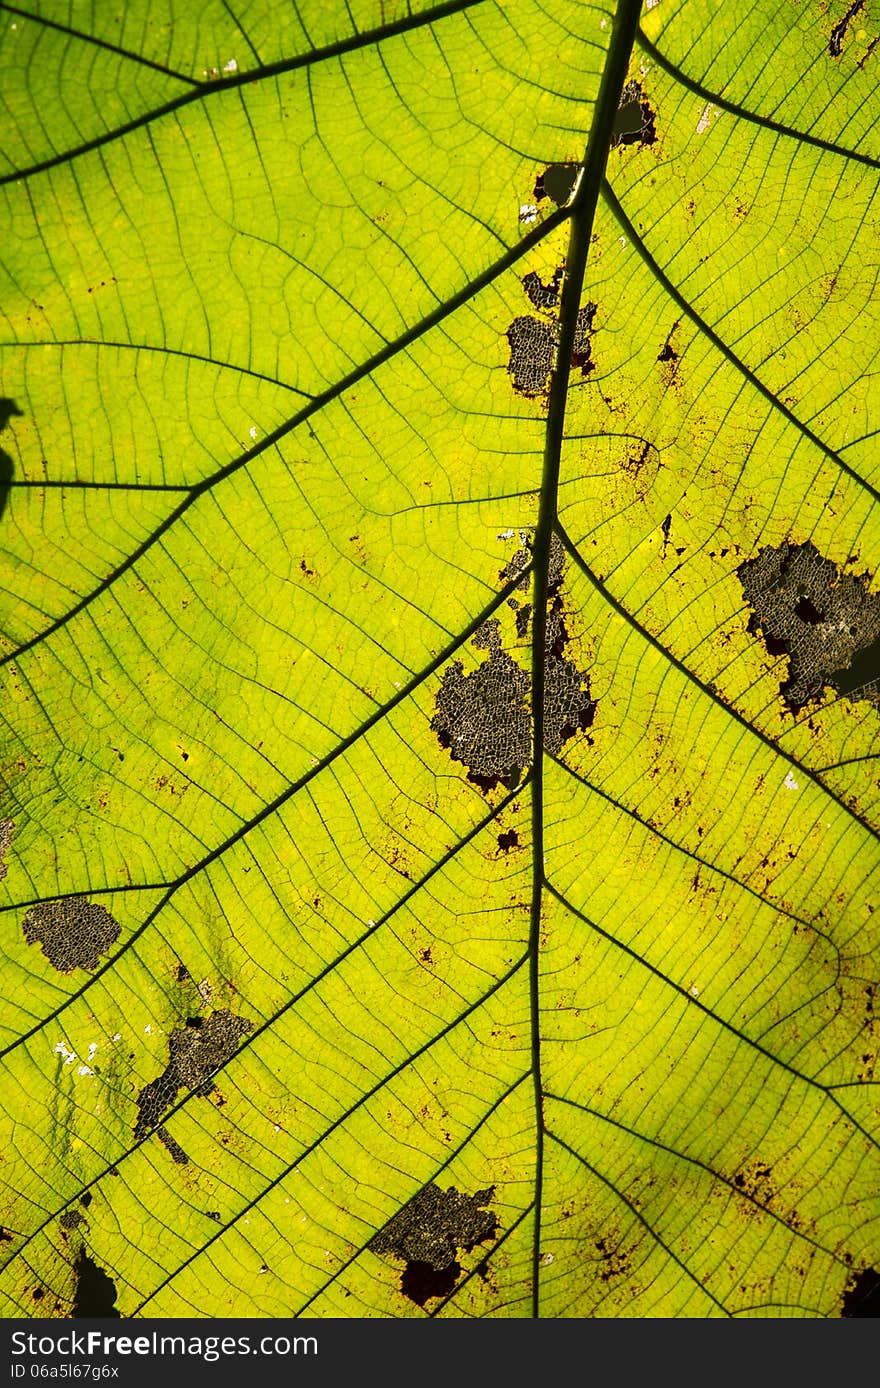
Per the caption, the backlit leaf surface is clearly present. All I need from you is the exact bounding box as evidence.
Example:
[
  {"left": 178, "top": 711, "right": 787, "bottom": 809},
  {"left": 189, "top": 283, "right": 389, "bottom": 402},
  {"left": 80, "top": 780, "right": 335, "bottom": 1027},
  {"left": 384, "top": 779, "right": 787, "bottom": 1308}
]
[{"left": 0, "top": 0, "right": 878, "bottom": 1318}]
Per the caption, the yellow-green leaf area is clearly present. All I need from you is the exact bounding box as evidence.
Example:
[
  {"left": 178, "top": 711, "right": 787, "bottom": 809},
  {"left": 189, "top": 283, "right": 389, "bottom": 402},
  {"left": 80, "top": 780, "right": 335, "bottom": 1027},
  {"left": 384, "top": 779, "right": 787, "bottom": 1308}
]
[{"left": 0, "top": 0, "right": 877, "bottom": 1321}]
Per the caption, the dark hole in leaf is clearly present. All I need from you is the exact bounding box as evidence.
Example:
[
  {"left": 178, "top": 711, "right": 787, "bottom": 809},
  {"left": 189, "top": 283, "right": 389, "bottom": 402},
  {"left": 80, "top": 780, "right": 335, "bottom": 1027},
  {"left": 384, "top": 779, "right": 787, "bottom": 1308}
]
[
  {"left": 71, "top": 1250, "right": 120, "bottom": 1319},
  {"left": 23, "top": 897, "right": 121, "bottom": 973},
  {"left": 833, "top": 632, "right": 880, "bottom": 696},
  {"left": 497, "top": 829, "right": 519, "bottom": 851},
  {"left": 32, "top": 1288, "right": 44, "bottom": 1301},
  {"left": 506, "top": 271, "right": 596, "bottom": 398},
  {"left": 612, "top": 81, "right": 657, "bottom": 147},
  {"left": 515, "top": 602, "right": 532, "bottom": 639},
  {"left": 370, "top": 1183, "right": 498, "bottom": 1306},
  {"left": 79, "top": 1192, "right": 92, "bottom": 1208},
  {"left": 523, "top": 267, "right": 563, "bottom": 311},
  {"left": 570, "top": 303, "right": 597, "bottom": 378},
  {"left": 176, "top": 962, "right": 190, "bottom": 982},
  {"left": 738, "top": 541, "right": 880, "bottom": 709},
  {"left": 829, "top": 0, "right": 864, "bottom": 56},
  {"left": 841, "top": 1265, "right": 880, "bottom": 1316},
  {"left": 794, "top": 595, "right": 823, "bottom": 624},
  {"left": 506, "top": 316, "right": 557, "bottom": 396},
  {"left": 533, "top": 163, "right": 578, "bottom": 206},
  {"left": 431, "top": 621, "right": 531, "bottom": 791},
  {"left": 400, "top": 1259, "right": 461, "bottom": 1306}
]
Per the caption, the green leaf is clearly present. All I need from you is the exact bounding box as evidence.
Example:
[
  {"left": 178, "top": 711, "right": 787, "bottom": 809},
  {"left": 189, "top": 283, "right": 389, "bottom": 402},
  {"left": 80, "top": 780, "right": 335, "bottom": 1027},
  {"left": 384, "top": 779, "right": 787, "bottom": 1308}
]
[{"left": 0, "top": 0, "right": 878, "bottom": 1319}]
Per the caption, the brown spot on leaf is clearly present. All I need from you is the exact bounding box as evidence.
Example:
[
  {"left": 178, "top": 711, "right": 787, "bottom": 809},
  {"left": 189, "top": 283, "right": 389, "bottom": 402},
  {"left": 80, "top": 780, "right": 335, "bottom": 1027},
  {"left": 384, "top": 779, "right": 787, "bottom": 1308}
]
[
  {"left": 738, "top": 541, "right": 880, "bottom": 709},
  {"left": 497, "top": 829, "right": 519, "bottom": 852},
  {"left": 596, "top": 1235, "right": 632, "bottom": 1282},
  {"left": 370, "top": 1183, "right": 498, "bottom": 1306},
  {"left": 732, "top": 1161, "right": 774, "bottom": 1206},
  {"left": 22, "top": 897, "right": 121, "bottom": 973},
  {"left": 134, "top": 1009, "right": 253, "bottom": 1140},
  {"left": 59, "top": 1210, "right": 84, "bottom": 1231}
]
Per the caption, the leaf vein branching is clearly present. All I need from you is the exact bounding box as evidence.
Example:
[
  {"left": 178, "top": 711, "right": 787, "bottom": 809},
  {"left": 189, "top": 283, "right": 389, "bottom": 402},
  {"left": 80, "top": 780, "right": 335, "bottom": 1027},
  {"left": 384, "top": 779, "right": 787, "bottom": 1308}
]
[
  {"left": 544, "top": 880, "right": 880, "bottom": 1155},
  {"left": 550, "top": 753, "right": 843, "bottom": 953},
  {"left": 636, "top": 28, "right": 880, "bottom": 170},
  {"left": 130, "top": 957, "right": 529, "bottom": 1313},
  {"left": 0, "top": 791, "right": 529, "bottom": 1275},
  {"left": 0, "top": 0, "right": 489, "bottom": 186},
  {"left": 0, "top": 213, "right": 567, "bottom": 672},
  {"left": 601, "top": 181, "right": 880, "bottom": 507},
  {"left": 295, "top": 1073, "right": 530, "bottom": 1315},
  {"left": 544, "top": 1091, "right": 853, "bottom": 1267},
  {"left": 556, "top": 522, "right": 880, "bottom": 843},
  {"left": 0, "top": 3, "right": 202, "bottom": 86},
  {"left": 544, "top": 1129, "right": 731, "bottom": 1315},
  {"left": 0, "top": 585, "right": 530, "bottom": 1061}
]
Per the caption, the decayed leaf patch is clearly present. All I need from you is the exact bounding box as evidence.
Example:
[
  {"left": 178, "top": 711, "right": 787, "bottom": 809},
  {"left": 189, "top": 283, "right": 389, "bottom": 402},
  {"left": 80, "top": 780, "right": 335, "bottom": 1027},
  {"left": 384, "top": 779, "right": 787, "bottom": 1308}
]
[
  {"left": 22, "top": 897, "right": 121, "bottom": 973},
  {"left": 0, "top": 820, "right": 13, "bottom": 881},
  {"left": 135, "top": 1010, "right": 253, "bottom": 1140},
  {"left": 369, "top": 1183, "right": 498, "bottom": 1306},
  {"left": 506, "top": 269, "right": 596, "bottom": 397},
  {"left": 612, "top": 79, "right": 657, "bottom": 148},
  {"left": 432, "top": 537, "right": 594, "bottom": 788},
  {"left": 738, "top": 540, "right": 880, "bottom": 709}
]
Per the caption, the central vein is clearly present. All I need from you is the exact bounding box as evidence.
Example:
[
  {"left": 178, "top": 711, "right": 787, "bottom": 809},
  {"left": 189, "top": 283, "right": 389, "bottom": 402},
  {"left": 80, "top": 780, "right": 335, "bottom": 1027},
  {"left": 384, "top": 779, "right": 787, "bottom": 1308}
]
[{"left": 527, "top": 0, "right": 644, "bottom": 1318}]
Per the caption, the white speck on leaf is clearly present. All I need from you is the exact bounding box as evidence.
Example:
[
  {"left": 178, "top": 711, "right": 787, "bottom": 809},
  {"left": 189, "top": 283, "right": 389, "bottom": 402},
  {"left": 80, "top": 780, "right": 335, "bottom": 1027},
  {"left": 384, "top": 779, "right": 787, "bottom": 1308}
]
[
  {"left": 248, "top": 425, "right": 258, "bottom": 440},
  {"left": 144, "top": 1024, "right": 152, "bottom": 1035},
  {"left": 223, "top": 58, "right": 238, "bottom": 74},
  {"left": 696, "top": 104, "right": 715, "bottom": 135},
  {"left": 53, "top": 1042, "right": 76, "bottom": 1065},
  {"left": 77, "top": 1065, "right": 93, "bottom": 1077},
  {"left": 784, "top": 771, "right": 799, "bottom": 791},
  {"left": 542, "top": 1252, "right": 554, "bottom": 1265},
  {"left": 518, "top": 205, "right": 538, "bottom": 225}
]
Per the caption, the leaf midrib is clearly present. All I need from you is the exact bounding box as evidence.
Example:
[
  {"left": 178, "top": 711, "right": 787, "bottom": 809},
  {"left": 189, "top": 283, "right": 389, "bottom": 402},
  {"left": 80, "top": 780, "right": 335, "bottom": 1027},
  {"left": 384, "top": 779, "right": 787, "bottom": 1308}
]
[{"left": 527, "top": 0, "right": 643, "bottom": 1316}]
